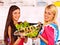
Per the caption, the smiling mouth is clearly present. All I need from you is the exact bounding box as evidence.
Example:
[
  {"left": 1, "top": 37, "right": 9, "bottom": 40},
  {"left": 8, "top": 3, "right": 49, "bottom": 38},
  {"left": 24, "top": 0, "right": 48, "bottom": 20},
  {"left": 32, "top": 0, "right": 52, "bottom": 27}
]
[
  {"left": 15, "top": 17, "right": 19, "bottom": 19},
  {"left": 44, "top": 17, "right": 48, "bottom": 19}
]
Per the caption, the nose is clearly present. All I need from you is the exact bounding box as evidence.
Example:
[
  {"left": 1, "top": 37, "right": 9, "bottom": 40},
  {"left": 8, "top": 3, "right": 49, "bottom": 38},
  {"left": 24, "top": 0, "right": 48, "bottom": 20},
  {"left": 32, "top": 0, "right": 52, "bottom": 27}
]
[
  {"left": 17, "top": 13, "right": 20, "bottom": 16},
  {"left": 44, "top": 13, "right": 47, "bottom": 17}
]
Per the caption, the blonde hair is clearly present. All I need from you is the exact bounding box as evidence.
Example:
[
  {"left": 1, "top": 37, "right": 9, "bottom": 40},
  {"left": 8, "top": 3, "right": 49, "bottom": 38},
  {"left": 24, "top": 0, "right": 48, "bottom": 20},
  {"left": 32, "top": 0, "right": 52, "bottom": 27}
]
[{"left": 44, "top": 4, "right": 58, "bottom": 25}]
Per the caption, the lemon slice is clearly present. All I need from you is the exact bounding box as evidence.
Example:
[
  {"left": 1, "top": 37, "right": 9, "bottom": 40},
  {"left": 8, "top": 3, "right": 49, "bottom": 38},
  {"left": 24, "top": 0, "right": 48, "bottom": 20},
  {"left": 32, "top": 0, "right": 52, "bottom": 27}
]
[{"left": 53, "top": 1, "right": 60, "bottom": 7}]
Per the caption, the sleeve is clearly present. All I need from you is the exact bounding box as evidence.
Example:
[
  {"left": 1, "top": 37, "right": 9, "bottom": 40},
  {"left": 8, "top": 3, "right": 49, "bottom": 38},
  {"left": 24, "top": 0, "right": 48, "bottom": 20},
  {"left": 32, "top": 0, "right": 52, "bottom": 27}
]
[
  {"left": 54, "top": 26, "right": 59, "bottom": 43},
  {"left": 50, "top": 23, "right": 59, "bottom": 44},
  {"left": 41, "top": 26, "right": 54, "bottom": 45}
]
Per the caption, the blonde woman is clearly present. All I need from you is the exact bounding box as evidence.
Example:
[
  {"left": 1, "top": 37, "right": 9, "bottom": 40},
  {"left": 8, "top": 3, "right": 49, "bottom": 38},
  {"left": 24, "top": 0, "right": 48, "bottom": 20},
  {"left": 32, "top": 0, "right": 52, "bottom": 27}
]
[{"left": 38, "top": 4, "right": 59, "bottom": 45}]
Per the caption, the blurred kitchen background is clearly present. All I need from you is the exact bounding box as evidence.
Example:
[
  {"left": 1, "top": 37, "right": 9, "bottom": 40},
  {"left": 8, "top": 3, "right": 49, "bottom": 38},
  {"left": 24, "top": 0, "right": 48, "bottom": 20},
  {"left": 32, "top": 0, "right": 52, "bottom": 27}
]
[{"left": 0, "top": 0, "right": 60, "bottom": 45}]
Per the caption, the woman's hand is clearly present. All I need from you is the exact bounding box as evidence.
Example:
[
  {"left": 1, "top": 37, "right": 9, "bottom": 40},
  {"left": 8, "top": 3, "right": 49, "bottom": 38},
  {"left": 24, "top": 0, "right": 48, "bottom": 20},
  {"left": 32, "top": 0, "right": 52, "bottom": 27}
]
[
  {"left": 37, "top": 34, "right": 41, "bottom": 38},
  {"left": 38, "top": 22, "right": 41, "bottom": 25},
  {"left": 37, "top": 22, "right": 42, "bottom": 28},
  {"left": 37, "top": 34, "right": 48, "bottom": 44},
  {"left": 32, "top": 37, "right": 37, "bottom": 40}
]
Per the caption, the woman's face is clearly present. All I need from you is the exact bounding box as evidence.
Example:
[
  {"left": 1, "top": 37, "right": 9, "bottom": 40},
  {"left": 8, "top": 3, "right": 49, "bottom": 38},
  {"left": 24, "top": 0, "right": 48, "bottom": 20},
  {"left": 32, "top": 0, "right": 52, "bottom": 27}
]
[
  {"left": 44, "top": 8, "right": 55, "bottom": 22},
  {"left": 12, "top": 9, "right": 20, "bottom": 21}
]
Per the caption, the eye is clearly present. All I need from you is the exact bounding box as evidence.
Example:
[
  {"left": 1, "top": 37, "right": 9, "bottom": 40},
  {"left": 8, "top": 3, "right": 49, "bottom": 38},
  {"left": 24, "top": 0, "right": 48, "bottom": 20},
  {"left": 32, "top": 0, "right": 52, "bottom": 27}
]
[
  {"left": 48, "top": 12, "right": 51, "bottom": 15},
  {"left": 18, "top": 12, "right": 20, "bottom": 14},
  {"left": 45, "top": 11, "right": 46, "bottom": 14},
  {"left": 14, "top": 12, "right": 17, "bottom": 14}
]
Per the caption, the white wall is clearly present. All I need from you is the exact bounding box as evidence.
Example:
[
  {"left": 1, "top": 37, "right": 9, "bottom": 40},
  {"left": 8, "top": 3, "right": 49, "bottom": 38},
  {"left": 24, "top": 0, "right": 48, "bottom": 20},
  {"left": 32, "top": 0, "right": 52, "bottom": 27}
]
[
  {"left": 57, "top": 7, "right": 60, "bottom": 40},
  {"left": 19, "top": 6, "right": 44, "bottom": 23}
]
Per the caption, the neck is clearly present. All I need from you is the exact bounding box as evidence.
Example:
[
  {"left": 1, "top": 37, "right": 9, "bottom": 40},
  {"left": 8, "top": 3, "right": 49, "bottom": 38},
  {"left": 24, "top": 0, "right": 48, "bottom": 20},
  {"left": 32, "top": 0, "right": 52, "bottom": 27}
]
[
  {"left": 13, "top": 20, "right": 18, "bottom": 25},
  {"left": 44, "top": 21, "right": 53, "bottom": 25}
]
